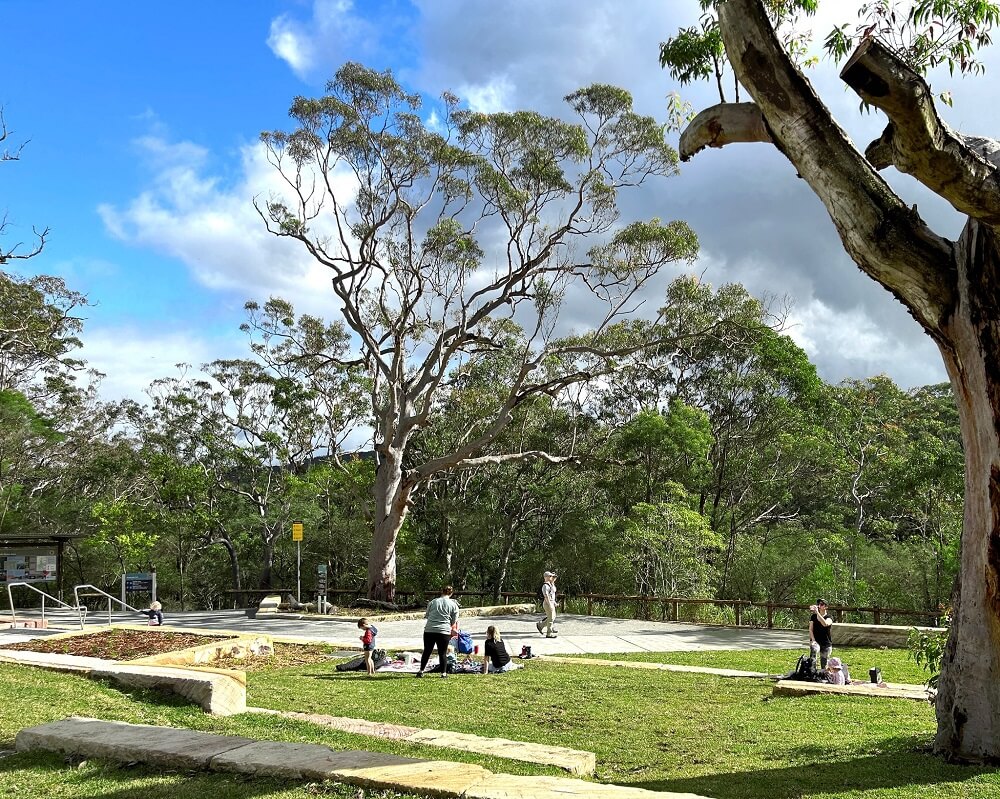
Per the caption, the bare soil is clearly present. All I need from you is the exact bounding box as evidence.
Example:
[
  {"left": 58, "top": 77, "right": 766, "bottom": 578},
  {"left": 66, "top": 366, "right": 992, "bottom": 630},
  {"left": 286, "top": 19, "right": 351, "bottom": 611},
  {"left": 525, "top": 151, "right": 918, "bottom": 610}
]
[
  {"left": 3, "top": 629, "right": 226, "bottom": 660},
  {"left": 213, "top": 642, "right": 335, "bottom": 672}
]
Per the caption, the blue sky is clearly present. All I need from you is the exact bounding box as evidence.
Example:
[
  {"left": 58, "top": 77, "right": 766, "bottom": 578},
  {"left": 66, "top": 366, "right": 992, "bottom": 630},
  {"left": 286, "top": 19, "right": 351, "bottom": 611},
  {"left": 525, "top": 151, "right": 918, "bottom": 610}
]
[{"left": 5, "top": 0, "right": 994, "bottom": 404}]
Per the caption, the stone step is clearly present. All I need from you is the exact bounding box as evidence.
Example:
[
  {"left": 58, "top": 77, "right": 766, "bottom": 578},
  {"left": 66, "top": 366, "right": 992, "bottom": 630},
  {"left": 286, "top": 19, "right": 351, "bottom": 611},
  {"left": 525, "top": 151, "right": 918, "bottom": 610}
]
[
  {"left": 16, "top": 717, "right": 712, "bottom": 799},
  {"left": 249, "top": 707, "right": 596, "bottom": 775},
  {"left": 772, "top": 678, "right": 932, "bottom": 701}
]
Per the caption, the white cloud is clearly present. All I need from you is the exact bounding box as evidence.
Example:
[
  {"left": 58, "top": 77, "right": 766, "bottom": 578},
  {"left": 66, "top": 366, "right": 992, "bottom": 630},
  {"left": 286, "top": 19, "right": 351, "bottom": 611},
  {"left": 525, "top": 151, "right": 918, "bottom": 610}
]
[
  {"left": 267, "top": 15, "right": 317, "bottom": 77},
  {"left": 266, "top": 0, "right": 381, "bottom": 80},
  {"left": 79, "top": 327, "right": 232, "bottom": 405},
  {"left": 786, "top": 299, "right": 946, "bottom": 388},
  {"left": 98, "top": 134, "right": 358, "bottom": 320},
  {"left": 459, "top": 76, "right": 514, "bottom": 113}
]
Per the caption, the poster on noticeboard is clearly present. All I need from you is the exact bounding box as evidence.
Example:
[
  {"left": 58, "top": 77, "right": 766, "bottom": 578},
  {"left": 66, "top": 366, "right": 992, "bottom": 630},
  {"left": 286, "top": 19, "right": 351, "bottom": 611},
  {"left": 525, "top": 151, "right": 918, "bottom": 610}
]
[{"left": 0, "top": 549, "right": 58, "bottom": 583}]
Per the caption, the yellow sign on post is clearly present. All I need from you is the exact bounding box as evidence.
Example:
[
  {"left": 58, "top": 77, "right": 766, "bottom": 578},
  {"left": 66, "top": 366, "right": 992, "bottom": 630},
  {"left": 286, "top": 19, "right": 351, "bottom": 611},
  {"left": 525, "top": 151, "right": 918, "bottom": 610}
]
[{"left": 292, "top": 521, "right": 304, "bottom": 542}]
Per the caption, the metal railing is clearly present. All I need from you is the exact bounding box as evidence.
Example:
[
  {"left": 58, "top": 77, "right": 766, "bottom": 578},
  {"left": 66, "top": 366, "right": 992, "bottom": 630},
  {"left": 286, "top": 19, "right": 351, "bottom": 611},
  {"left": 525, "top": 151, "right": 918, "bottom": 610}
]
[
  {"left": 5, "top": 582, "right": 87, "bottom": 630},
  {"left": 73, "top": 584, "right": 142, "bottom": 626}
]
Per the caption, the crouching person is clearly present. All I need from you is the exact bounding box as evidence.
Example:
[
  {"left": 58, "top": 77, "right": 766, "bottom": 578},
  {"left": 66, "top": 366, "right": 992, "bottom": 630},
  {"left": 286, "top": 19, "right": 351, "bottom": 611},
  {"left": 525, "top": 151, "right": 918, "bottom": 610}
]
[
  {"left": 482, "top": 626, "right": 516, "bottom": 674},
  {"left": 142, "top": 601, "right": 163, "bottom": 626}
]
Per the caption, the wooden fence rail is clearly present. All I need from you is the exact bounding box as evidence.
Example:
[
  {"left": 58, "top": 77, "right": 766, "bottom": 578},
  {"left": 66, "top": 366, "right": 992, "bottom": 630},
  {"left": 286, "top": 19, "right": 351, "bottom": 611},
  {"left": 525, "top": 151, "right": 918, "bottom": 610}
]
[{"left": 226, "top": 587, "right": 943, "bottom": 628}]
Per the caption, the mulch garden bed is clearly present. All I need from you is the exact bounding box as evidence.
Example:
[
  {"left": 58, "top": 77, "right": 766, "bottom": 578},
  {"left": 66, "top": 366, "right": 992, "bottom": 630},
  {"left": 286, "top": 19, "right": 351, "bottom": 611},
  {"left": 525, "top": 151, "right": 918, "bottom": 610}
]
[
  {"left": 213, "top": 642, "right": 336, "bottom": 672},
  {"left": 2, "top": 629, "right": 227, "bottom": 660}
]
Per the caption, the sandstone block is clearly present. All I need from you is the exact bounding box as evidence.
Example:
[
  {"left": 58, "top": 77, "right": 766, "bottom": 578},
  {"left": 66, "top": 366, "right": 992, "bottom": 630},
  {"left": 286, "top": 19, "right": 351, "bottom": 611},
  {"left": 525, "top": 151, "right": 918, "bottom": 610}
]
[
  {"left": 91, "top": 664, "right": 246, "bottom": 715},
  {"left": 209, "top": 741, "right": 415, "bottom": 779},
  {"left": 465, "top": 774, "right": 711, "bottom": 798},
  {"left": 15, "top": 717, "right": 252, "bottom": 769}
]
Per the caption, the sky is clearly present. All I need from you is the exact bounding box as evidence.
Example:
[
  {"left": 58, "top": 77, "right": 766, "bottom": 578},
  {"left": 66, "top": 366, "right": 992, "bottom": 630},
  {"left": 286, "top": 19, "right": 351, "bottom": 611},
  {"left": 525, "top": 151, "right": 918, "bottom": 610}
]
[{"left": 3, "top": 0, "right": 998, "bottom": 405}]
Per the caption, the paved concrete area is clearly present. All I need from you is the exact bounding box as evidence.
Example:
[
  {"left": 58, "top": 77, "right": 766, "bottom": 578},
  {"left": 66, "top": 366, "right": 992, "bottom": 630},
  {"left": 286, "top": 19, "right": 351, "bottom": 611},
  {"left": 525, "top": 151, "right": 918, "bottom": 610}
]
[
  {"left": 248, "top": 707, "right": 597, "bottom": 775},
  {"left": 0, "top": 627, "right": 61, "bottom": 646},
  {"left": 6, "top": 608, "right": 808, "bottom": 655},
  {"left": 17, "top": 717, "right": 712, "bottom": 798}
]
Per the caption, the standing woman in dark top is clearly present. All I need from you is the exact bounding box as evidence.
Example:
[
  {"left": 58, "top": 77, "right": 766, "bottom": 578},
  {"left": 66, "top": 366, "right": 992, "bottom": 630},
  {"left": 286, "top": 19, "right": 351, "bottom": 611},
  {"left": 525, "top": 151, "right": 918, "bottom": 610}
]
[
  {"left": 809, "top": 598, "right": 834, "bottom": 668},
  {"left": 417, "top": 585, "right": 459, "bottom": 678},
  {"left": 481, "top": 625, "right": 515, "bottom": 673}
]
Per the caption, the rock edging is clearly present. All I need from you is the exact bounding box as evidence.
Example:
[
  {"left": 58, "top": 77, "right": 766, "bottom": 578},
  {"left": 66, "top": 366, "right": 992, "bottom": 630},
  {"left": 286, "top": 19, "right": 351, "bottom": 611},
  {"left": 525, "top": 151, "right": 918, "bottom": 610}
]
[
  {"left": 248, "top": 706, "right": 596, "bottom": 775},
  {"left": 16, "top": 717, "right": 712, "bottom": 799}
]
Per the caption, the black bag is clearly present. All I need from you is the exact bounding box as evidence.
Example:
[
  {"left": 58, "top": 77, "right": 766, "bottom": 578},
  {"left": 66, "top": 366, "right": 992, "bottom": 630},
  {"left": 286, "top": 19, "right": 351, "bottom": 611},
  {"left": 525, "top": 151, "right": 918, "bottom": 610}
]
[
  {"left": 336, "top": 655, "right": 366, "bottom": 672},
  {"left": 336, "top": 648, "right": 388, "bottom": 672},
  {"left": 787, "top": 654, "right": 821, "bottom": 682}
]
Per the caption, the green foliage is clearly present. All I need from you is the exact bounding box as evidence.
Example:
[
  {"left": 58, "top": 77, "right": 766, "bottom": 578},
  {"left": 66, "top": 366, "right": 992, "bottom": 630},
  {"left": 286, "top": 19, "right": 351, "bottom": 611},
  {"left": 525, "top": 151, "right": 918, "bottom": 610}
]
[
  {"left": 909, "top": 626, "right": 949, "bottom": 687},
  {"left": 824, "top": 0, "right": 1000, "bottom": 78}
]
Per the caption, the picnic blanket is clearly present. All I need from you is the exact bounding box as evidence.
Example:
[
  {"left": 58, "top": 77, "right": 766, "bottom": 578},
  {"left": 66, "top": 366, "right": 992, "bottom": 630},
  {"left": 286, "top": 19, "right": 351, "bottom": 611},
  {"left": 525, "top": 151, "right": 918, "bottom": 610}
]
[{"left": 375, "top": 654, "right": 522, "bottom": 675}]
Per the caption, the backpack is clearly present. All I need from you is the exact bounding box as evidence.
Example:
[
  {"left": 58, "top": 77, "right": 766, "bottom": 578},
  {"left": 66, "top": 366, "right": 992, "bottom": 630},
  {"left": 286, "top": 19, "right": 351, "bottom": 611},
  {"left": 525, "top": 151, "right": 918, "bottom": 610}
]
[
  {"left": 789, "top": 654, "right": 820, "bottom": 682},
  {"left": 455, "top": 631, "right": 474, "bottom": 654}
]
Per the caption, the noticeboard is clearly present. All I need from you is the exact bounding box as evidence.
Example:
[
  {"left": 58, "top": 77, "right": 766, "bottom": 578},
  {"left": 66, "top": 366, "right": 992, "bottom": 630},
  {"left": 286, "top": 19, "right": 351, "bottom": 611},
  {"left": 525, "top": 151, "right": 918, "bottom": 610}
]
[
  {"left": 1, "top": 549, "right": 58, "bottom": 583},
  {"left": 125, "top": 572, "right": 154, "bottom": 592}
]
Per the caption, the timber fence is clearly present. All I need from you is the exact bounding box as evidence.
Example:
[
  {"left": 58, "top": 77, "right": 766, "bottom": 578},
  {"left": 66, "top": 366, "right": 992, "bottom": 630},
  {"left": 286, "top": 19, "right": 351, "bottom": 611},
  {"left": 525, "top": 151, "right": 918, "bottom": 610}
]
[{"left": 230, "top": 587, "right": 944, "bottom": 629}]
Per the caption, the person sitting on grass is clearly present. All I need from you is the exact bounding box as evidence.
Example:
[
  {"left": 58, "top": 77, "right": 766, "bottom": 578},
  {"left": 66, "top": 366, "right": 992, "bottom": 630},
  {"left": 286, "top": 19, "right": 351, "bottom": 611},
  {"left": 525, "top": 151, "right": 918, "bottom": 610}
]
[
  {"left": 358, "top": 617, "right": 378, "bottom": 676},
  {"left": 481, "top": 625, "right": 516, "bottom": 674},
  {"left": 141, "top": 601, "right": 163, "bottom": 626}
]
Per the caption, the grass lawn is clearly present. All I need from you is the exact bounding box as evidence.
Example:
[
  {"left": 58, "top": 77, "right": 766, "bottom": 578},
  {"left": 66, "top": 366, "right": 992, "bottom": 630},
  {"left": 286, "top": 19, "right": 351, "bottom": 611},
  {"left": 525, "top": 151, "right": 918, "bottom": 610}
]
[
  {"left": 558, "top": 647, "right": 931, "bottom": 685},
  {"left": 1, "top": 646, "right": 998, "bottom": 799}
]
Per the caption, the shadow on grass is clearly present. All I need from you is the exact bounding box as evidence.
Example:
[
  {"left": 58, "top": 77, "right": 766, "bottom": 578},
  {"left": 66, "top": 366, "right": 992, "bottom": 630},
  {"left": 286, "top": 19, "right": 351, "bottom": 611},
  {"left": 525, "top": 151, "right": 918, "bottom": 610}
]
[
  {"left": 633, "top": 738, "right": 995, "bottom": 799},
  {"left": 307, "top": 671, "right": 486, "bottom": 681}
]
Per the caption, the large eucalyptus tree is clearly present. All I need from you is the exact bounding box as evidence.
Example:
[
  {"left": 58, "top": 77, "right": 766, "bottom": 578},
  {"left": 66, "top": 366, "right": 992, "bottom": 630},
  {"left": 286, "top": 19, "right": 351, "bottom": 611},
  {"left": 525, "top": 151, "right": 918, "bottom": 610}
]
[
  {"left": 664, "top": 0, "right": 1000, "bottom": 761},
  {"left": 258, "top": 63, "right": 702, "bottom": 601}
]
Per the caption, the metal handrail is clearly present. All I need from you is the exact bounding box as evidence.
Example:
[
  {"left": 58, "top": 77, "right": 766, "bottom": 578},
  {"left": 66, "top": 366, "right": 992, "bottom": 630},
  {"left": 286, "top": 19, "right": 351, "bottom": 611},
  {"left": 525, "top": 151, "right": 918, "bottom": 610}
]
[
  {"left": 5, "top": 582, "right": 87, "bottom": 630},
  {"left": 73, "top": 584, "right": 142, "bottom": 626}
]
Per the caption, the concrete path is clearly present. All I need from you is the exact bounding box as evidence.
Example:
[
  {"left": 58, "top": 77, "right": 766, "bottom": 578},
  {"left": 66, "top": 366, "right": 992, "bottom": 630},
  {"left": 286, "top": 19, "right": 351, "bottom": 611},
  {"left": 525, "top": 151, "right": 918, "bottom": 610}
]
[
  {"left": 10, "top": 609, "right": 808, "bottom": 655},
  {"left": 17, "top": 717, "right": 712, "bottom": 799},
  {"left": 0, "top": 627, "right": 62, "bottom": 646}
]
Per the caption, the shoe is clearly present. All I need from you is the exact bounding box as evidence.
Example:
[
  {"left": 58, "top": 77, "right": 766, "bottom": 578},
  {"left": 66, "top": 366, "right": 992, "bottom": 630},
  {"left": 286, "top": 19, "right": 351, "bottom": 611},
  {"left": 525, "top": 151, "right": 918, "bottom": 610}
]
[
  {"left": 546, "top": 634, "right": 558, "bottom": 638},
  {"left": 414, "top": 671, "right": 423, "bottom": 678},
  {"left": 440, "top": 672, "right": 449, "bottom": 678},
  {"left": 536, "top": 621, "right": 544, "bottom": 635}
]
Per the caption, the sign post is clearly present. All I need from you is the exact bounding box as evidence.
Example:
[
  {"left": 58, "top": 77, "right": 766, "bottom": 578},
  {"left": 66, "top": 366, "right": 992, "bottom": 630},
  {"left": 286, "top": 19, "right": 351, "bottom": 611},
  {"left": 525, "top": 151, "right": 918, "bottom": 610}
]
[
  {"left": 122, "top": 571, "right": 156, "bottom": 608},
  {"left": 292, "top": 521, "right": 304, "bottom": 602},
  {"left": 317, "top": 563, "right": 328, "bottom": 613}
]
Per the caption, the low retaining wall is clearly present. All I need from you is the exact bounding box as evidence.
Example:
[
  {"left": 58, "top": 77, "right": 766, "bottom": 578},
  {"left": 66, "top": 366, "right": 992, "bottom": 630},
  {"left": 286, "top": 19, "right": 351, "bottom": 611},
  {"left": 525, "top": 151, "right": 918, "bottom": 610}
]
[
  {"left": 833, "top": 623, "right": 945, "bottom": 649},
  {"left": 128, "top": 634, "right": 273, "bottom": 667}
]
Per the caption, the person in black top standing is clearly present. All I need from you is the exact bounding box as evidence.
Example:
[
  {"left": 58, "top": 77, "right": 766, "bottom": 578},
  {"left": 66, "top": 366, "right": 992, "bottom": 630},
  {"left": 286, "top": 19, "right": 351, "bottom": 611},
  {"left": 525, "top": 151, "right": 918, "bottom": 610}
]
[
  {"left": 809, "top": 598, "right": 834, "bottom": 668},
  {"left": 481, "top": 625, "right": 515, "bottom": 673}
]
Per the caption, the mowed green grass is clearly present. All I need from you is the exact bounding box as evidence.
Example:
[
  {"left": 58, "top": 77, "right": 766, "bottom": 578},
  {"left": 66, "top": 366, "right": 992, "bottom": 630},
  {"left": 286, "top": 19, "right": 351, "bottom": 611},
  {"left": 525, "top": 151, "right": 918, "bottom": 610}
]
[
  {"left": 0, "top": 646, "right": 997, "bottom": 799},
  {"left": 245, "top": 648, "right": 998, "bottom": 799},
  {"left": 561, "top": 647, "right": 930, "bottom": 685}
]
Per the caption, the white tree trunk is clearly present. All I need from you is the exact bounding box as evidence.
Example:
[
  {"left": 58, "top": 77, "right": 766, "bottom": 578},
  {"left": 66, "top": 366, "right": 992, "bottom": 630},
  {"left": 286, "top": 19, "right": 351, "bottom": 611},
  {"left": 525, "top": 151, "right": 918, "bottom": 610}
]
[
  {"left": 366, "top": 446, "right": 413, "bottom": 602},
  {"left": 679, "top": 0, "right": 1000, "bottom": 761},
  {"left": 933, "top": 219, "right": 1000, "bottom": 761}
]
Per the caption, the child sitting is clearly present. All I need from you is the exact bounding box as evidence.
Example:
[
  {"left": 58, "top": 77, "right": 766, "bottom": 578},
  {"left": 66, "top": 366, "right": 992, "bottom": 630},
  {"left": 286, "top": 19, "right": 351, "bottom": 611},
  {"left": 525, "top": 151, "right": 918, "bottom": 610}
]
[
  {"left": 826, "top": 656, "right": 846, "bottom": 685},
  {"left": 358, "top": 617, "right": 378, "bottom": 676}
]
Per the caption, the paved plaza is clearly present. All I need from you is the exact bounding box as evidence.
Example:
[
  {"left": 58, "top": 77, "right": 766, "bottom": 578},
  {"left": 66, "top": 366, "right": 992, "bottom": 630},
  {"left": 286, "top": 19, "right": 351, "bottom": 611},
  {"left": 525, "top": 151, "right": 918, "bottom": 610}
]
[{"left": 2, "top": 608, "right": 808, "bottom": 655}]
